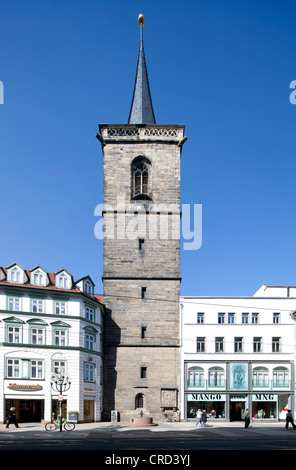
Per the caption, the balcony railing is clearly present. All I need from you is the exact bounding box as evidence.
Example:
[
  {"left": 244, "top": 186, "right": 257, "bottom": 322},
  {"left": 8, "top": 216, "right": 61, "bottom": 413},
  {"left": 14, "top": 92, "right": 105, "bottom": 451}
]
[
  {"left": 272, "top": 379, "right": 290, "bottom": 389},
  {"left": 253, "top": 379, "right": 290, "bottom": 389},
  {"left": 187, "top": 379, "right": 291, "bottom": 390},
  {"left": 187, "top": 380, "right": 226, "bottom": 390},
  {"left": 252, "top": 380, "right": 269, "bottom": 388}
]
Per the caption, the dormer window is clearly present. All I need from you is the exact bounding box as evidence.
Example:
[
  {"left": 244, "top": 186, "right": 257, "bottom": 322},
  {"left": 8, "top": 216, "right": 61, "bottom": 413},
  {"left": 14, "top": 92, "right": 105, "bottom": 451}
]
[
  {"left": 33, "top": 270, "right": 44, "bottom": 286},
  {"left": 75, "top": 276, "right": 94, "bottom": 296},
  {"left": 10, "top": 267, "right": 21, "bottom": 284},
  {"left": 30, "top": 266, "right": 47, "bottom": 287},
  {"left": 55, "top": 270, "right": 72, "bottom": 290},
  {"left": 7, "top": 263, "right": 25, "bottom": 284},
  {"left": 58, "top": 273, "right": 68, "bottom": 289},
  {"left": 84, "top": 281, "right": 92, "bottom": 295},
  {"left": 131, "top": 156, "right": 152, "bottom": 200}
]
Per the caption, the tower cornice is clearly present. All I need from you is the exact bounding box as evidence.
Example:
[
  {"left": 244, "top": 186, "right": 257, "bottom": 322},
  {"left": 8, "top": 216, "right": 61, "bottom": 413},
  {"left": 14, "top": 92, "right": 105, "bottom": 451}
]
[{"left": 97, "top": 123, "right": 187, "bottom": 147}]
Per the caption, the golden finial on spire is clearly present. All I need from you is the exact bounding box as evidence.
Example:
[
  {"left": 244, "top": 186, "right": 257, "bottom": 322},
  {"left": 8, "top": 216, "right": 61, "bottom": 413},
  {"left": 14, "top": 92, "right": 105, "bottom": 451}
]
[{"left": 138, "top": 14, "right": 145, "bottom": 27}]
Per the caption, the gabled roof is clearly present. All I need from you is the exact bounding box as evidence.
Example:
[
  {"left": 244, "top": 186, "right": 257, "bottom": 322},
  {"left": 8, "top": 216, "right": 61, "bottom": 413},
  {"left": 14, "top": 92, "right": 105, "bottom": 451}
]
[
  {"left": 75, "top": 275, "right": 95, "bottom": 286},
  {"left": 0, "top": 263, "right": 104, "bottom": 306},
  {"left": 29, "top": 264, "right": 47, "bottom": 273},
  {"left": 128, "top": 15, "right": 156, "bottom": 125},
  {"left": 55, "top": 268, "right": 73, "bottom": 278},
  {"left": 6, "top": 262, "right": 25, "bottom": 271}
]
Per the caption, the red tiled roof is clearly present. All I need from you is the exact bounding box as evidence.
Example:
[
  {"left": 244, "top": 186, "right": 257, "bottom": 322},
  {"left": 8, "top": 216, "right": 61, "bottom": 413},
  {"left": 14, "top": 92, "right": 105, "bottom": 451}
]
[{"left": 0, "top": 266, "right": 104, "bottom": 306}]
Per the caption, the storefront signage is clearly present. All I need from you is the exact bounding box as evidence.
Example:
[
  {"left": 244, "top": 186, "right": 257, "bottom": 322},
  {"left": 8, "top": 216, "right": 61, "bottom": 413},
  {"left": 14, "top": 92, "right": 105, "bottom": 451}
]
[
  {"left": 8, "top": 383, "right": 43, "bottom": 392},
  {"left": 230, "top": 394, "right": 248, "bottom": 401},
  {"left": 252, "top": 394, "right": 277, "bottom": 401},
  {"left": 187, "top": 393, "right": 226, "bottom": 401}
]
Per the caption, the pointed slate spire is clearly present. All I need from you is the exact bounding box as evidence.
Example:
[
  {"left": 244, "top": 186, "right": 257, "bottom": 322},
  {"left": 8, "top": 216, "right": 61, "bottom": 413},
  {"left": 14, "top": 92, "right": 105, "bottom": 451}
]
[{"left": 128, "top": 14, "right": 156, "bottom": 124}]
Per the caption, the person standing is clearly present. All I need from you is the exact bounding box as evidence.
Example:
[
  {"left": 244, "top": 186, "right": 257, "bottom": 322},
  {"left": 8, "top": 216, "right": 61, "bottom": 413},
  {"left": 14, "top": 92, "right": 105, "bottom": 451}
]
[
  {"left": 285, "top": 410, "right": 296, "bottom": 429},
  {"left": 243, "top": 408, "right": 250, "bottom": 428},
  {"left": 6, "top": 407, "right": 19, "bottom": 428},
  {"left": 201, "top": 409, "right": 207, "bottom": 428}
]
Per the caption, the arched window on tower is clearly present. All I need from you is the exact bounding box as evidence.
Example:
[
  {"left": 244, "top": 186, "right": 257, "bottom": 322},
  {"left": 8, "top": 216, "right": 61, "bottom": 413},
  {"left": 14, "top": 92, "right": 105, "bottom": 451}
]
[
  {"left": 131, "top": 156, "right": 152, "bottom": 200},
  {"left": 135, "top": 393, "right": 144, "bottom": 409}
]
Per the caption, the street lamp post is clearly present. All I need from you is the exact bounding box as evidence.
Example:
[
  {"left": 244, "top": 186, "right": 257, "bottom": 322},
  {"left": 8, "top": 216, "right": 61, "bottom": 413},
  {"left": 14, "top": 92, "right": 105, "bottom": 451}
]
[{"left": 51, "top": 370, "right": 71, "bottom": 432}]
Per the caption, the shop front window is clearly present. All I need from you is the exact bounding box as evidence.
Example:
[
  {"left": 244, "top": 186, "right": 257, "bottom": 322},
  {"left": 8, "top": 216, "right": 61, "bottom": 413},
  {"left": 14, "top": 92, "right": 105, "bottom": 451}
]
[
  {"left": 252, "top": 394, "right": 277, "bottom": 419},
  {"left": 187, "top": 395, "right": 226, "bottom": 420}
]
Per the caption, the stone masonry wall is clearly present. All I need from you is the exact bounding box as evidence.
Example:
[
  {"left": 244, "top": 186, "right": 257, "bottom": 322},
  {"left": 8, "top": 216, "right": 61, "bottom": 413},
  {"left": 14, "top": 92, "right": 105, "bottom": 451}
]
[{"left": 100, "top": 124, "right": 185, "bottom": 421}]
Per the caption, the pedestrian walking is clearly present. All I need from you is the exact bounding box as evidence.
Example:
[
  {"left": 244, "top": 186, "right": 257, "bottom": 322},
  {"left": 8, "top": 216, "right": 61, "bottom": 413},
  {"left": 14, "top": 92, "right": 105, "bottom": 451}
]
[
  {"left": 201, "top": 409, "right": 207, "bottom": 427},
  {"left": 285, "top": 410, "right": 296, "bottom": 429},
  {"left": 6, "top": 407, "right": 19, "bottom": 428},
  {"left": 195, "top": 409, "right": 202, "bottom": 427},
  {"left": 243, "top": 408, "right": 250, "bottom": 428}
]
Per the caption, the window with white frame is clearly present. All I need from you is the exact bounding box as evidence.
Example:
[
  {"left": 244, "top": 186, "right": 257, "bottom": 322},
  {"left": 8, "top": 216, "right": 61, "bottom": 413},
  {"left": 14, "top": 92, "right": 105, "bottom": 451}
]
[
  {"left": 8, "top": 297, "right": 20, "bottom": 311},
  {"left": 188, "top": 366, "right": 205, "bottom": 387},
  {"left": 242, "top": 312, "right": 249, "bottom": 324},
  {"left": 55, "top": 301, "right": 66, "bottom": 315},
  {"left": 272, "top": 337, "right": 281, "bottom": 353},
  {"left": 84, "top": 281, "right": 93, "bottom": 295},
  {"left": 7, "top": 325, "right": 21, "bottom": 343},
  {"left": 273, "top": 313, "right": 280, "bottom": 324},
  {"left": 253, "top": 367, "right": 269, "bottom": 387},
  {"left": 85, "top": 332, "right": 95, "bottom": 351},
  {"left": 228, "top": 313, "right": 235, "bottom": 324},
  {"left": 10, "top": 267, "right": 21, "bottom": 283},
  {"left": 31, "top": 360, "right": 44, "bottom": 379},
  {"left": 208, "top": 367, "right": 225, "bottom": 387},
  {"left": 85, "top": 306, "right": 95, "bottom": 321},
  {"left": 32, "top": 270, "right": 45, "bottom": 286},
  {"left": 7, "top": 359, "right": 20, "bottom": 378},
  {"left": 218, "top": 313, "right": 225, "bottom": 324},
  {"left": 273, "top": 367, "right": 289, "bottom": 387},
  {"left": 84, "top": 362, "right": 95, "bottom": 382},
  {"left": 234, "top": 337, "right": 243, "bottom": 353},
  {"left": 252, "top": 312, "right": 259, "bottom": 324},
  {"left": 31, "top": 328, "right": 45, "bottom": 345},
  {"left": 197, "top": 313, "right": 204, "bottom": 324},
  {"left": 32, "top": 299, "right": 44, "bottom": 313},
  {"left": 53, "top": 360, "right": 66, "bottom": 375},
  {"left": 54, "top": 329, "right": 67, "bottom": 346},
  {"left": 215, "top": 337, "right": 224, "bottom": 353},
  {"left": 196, "top": 337, "right": 205, "bottom": 353},
  {"left": 58, "top": 273, "right": 69, "bottom": 289},
  {"left": 253, "top": 337, "right": 262, "bottom": 353}
]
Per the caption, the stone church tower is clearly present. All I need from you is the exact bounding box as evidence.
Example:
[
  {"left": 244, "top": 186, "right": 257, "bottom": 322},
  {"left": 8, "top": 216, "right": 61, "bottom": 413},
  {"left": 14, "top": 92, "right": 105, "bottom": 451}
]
[{"left": 97, "top": 15, "right": 187, "bottom": 422}]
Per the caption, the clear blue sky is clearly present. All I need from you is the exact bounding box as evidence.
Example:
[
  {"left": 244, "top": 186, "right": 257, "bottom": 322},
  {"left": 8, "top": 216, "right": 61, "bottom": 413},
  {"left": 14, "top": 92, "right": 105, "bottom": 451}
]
[{"left": 0, "top": 0, "right": 295, "bottom": 297}]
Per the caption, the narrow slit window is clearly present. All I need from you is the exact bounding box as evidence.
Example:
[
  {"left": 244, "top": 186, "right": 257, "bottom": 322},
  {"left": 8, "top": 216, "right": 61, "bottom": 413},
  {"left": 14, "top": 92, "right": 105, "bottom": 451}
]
[
  {"left": 141, "top": 367, "right": 147, "bottom": 378},
  {"left": 141, "top": 327, "right": 147, "bottom": 339}
]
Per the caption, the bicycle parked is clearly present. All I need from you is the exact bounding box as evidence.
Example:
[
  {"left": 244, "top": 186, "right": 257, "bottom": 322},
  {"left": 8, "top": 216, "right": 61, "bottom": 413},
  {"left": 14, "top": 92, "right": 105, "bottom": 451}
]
[{"left": 45, "top": 418, "right": 75, "bottom": 431}]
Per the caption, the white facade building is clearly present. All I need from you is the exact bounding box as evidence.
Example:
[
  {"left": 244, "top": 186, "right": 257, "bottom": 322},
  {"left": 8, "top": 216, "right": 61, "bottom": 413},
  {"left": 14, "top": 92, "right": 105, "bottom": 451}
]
[
  {"left": 180, "top": 285, "right": 296, "bottom": 422},
  {"left": 0, "top": 262, "right": 105, "bottom": 424}
]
